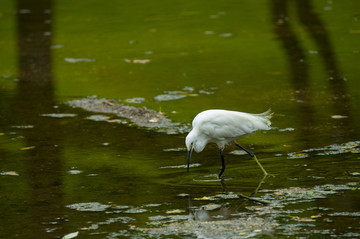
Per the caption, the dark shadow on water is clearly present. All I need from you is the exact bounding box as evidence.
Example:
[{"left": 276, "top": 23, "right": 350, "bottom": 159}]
[
  {"left": 270, "top": 0, "right": 355, "bottom": 146},
  {"left": 14, "top": 0, "right": 66, "bottom": 237}
]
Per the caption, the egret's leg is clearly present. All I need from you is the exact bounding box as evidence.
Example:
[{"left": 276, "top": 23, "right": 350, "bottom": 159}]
[
  {"left": 234, "top": 142, "right": 254, "bottom": 157},
  {"left": 253, "top": 155, "right": 268, "bottom": 176},
  {"left": 234, "top": 142, "right": 268, "bottom": 176},
  {"left": 218, "top": 149, "right": 226, "bottom": 178}
]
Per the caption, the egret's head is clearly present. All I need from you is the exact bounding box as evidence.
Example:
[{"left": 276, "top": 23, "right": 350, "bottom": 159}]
[
  {"left": 185, "top": 131, "right": 194, "bottom": 151},
  {"left": 185, "top": 130, "right": 208, "bottom": 173},
  {"left": 186, "top": 129, "right": 206, "bottom": 153}
]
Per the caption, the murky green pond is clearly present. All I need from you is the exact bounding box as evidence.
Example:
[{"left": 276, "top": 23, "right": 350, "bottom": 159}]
[{"left": 1, "top": 0, "right": 360, "bottom": 238}]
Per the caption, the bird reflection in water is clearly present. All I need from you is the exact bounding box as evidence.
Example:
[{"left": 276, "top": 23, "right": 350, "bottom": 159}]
[{"left": 187, "top": 175, "right": 269, "bottom": 222}]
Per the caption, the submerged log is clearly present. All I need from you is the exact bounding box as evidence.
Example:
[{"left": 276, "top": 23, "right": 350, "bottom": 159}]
[{"left": 66, "top": 96, "right": 189, "bottom": 134}]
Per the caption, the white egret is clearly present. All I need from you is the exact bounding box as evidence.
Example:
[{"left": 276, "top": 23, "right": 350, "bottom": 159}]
[{"left": 185, "top": 109, "right": 272, "bottom": 178}]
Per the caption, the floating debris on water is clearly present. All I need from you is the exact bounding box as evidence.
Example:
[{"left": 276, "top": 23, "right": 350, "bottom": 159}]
[
  {"left": 163, "top": 147, "right": 186, "bottom": 152},
  {"left": 194, "top": 196, "right": 212, "bottom": 201},
  {"left": 133, "top": 59, "right": 151, "bottom": 64},
  {"left": 288, "top": 140, "right": 360, "bottom": 158},
  {"left": 309, "top": 50, "right": 319, "bottom": 54},
  {"left": 59, "top": 181, "right": 360, "bottom": 238},
  {"left": 160, "top": 163, "right": 201, "bottom": 169},
  {"left": 86, "top": 115, "right": 111, "bottom": 121},
  {"left": 177, "top": 193, "right": 189, "bottom": 197},
  {"left": 148, "top": 215, "right": 168, "bottom": 221},
  {"left": 106, "top": 119, "right": 128, "bottom": 124},
  {"left": 99, "top": 216, "right": 135, "bottom": 225},
  {"left": 64, "top": 58, "right": 95, "bottom": 63},
  {"left": 154, "top": 87, "right": 200, "bottom": 102},
  {"left": 124, "top": 58, "right": 151, "bottom": 64},
  {"left": 62, "top": 231, "right": 79, "bottom": 239},
  {"left": 124, "top": 97, "right": 146, "bottom": 104},
  {"left": 11, "top": 125, "right": 34, "bottom": 129},
  {"left": 66, "top": 202, "right": 111, "bottom": 212},
  {"left": 40, "top": 113, "right": 77, "bottom": 118},
  {"left": 18, "top": 9, "right": 31, "bottom": 14},
  {"left": 259, "top": 183, "right": 357, "bottom": 206},
  {"left": 68, "top": 170, "right": 82, "bottom": 175},
  {"left": 182, "top": 86, "right": 194, "bottom": 92},
  {"left": 350, "top": 172, "right": 360, "bottom": 176},
  {"left": 148, "top": 214, "right": 189, "bottom": 223},
  {"left": 112, "top": 205, "right": 130, "bottom": 210},
  {"left": 0, "top": 171, "right": 19, "bottom": 176},
  {"left": 330, "top": 115, "right": 348, "bottom": 119},
  {"left": 51, "top": 44, "right": 64, "bottom": 49},
  {"left": 198, "top": 203, "right": 222, "bottom": 211},
  {"left": 279, "top": 127, "right": 295, "bottom": 132},
  {"left": 144, "top": 204, "right": 161, "bottom": 208},
  {"left": 123, "top": 207, "right": 148, "bottom": 214},
  {"left": 219, "top": 33, "right": 233, "bottom": 38},
  {"left": 166, "top": 209, "right": 185, "bottom": 214},
  {"left": 291, "top": 216, "right": 316, "bottom": 222},
  {"left": 193, "top": 192, "right": 241, "bottom": 201},
  {"left": 139, "top": 216, "right": 278, "bottom": 238},
  {"left": 19, "top": 146, "right": 36, "bottom": 151},
  {"left": 288, "top": 152, "right": 309, "bottom": 159},
  {"left": 328, "top": 212, "right": 360, "bottom": 217},
  {"left": 154, "top": 94, "right": 187, "bottom": 101},
  {"left": 215, "top": 192, "right": 241, "bottom": 200},
  {"left": 229, "top": 150, "right": 248, "bottom": 155},
  {"left": 204, "top": 30, "right": 215, "bottom": 35},
  {"left": 198, "top": 90, "right": 214, "bottom": 95}
]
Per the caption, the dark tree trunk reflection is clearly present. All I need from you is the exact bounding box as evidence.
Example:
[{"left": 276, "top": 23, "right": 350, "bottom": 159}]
[
  {"left": 270, "top": 0, "right": 353, "bottom": 146},
  {"left": 15, "top": 0, "right": 65, "bottom": 237}
]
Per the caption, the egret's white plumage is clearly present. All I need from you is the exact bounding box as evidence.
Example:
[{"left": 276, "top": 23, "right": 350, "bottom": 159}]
[{"left": 186, "top": 109, "right": 272, "bottom": 178}]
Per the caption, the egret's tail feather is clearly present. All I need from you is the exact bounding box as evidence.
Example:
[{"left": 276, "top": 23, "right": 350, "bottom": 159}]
[
  {"left": 251, "top": 109, "right": 273, "bottom": 129},
  {"left": 257, "top": 109, "right": 273, "bottom": 119}
]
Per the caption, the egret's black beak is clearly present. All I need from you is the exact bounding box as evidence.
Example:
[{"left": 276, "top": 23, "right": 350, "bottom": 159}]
[{"left": 187, "top": 146, "right": 193, "bottom": 173}]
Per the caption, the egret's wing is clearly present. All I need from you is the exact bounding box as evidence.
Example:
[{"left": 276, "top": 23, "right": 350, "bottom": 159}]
[
  {"left": 194, "top": 110, "right": 271, "bottom": 140},
  {"left": 199, "top": 114, "right": 255, "bottom": 139}
]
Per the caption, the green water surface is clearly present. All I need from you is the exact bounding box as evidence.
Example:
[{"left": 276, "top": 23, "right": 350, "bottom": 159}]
[{"left": 1, "top": 0, "right": 360, "bottom": 238}]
